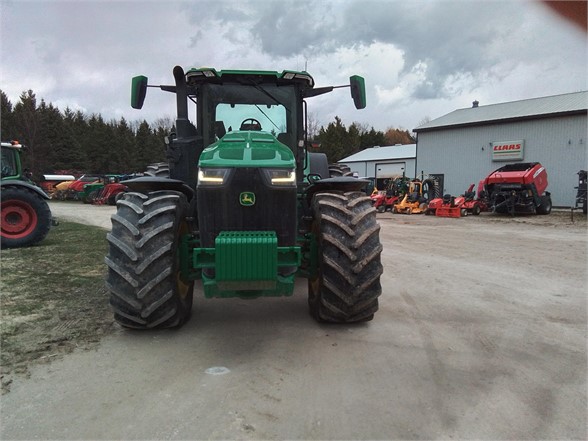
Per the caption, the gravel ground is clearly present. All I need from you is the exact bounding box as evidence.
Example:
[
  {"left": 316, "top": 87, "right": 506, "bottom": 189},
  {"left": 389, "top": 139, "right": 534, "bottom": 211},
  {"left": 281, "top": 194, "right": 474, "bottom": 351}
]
[{"left": 1, "top": 202, "right": 586, "bottom": 440}]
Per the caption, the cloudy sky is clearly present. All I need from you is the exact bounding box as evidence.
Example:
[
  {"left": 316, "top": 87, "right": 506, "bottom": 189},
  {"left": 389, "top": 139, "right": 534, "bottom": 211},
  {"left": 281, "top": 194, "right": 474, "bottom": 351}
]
[{"left": 1, "top": 0, "right": 586, "bottom": 133}]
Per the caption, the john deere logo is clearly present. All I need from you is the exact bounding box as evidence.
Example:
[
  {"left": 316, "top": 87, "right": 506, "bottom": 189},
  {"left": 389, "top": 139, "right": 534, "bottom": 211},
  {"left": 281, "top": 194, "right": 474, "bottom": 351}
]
[{"left": 240, "top": 192, "right": 255, "bottom": 206}]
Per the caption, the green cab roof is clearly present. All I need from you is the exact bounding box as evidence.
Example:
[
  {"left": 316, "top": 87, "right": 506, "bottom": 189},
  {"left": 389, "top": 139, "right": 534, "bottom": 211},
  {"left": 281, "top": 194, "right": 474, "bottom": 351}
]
[{"left": 186, "top": 67, "right": 315, "bottom": 88}]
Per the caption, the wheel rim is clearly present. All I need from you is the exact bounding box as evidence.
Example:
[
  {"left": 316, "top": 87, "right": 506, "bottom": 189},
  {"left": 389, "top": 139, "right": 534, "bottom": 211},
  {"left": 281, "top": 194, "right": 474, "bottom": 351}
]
[{"left": 1, "top": 200, "right": 38, "bottom": 239}]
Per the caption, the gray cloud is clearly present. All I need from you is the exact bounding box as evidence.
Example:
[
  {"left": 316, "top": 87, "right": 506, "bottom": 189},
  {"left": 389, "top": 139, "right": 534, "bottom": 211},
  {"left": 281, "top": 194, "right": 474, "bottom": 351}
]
[
  {"left": 181, "top": 0, "right": 584, "bottom": 101},
  {"left": 1, "top": 0, "right": 585, "bottom": 132}
]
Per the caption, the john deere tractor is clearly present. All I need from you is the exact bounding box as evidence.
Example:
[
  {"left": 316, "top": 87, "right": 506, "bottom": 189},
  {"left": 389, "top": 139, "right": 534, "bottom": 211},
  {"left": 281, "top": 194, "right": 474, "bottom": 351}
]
[
  {"left": 1, "top": 141, "right": 53, "bottom": 248},
  {"left": 105, "top": 66, "right": 383, "bottom": 329}
]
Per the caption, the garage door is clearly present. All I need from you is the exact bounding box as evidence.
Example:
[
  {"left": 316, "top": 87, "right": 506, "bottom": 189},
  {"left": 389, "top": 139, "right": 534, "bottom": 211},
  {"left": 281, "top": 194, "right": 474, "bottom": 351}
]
[
  {"left": 376, "top": 162, "right": 406, "bottom": 179},
  {"left": 375, "top": 162, "right": 406, "bottom": 190}
]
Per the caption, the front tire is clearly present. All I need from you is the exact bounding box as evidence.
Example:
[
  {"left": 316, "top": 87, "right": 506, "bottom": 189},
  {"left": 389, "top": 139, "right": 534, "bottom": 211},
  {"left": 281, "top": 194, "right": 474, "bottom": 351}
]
[
  {"left": 536, "top": 194, "right": 552, "bottom": 215},
  {"left": 105, "top": 190, "right": 194, "bottom": 329},
  {"left": 1, "top": 187, "right": 51, "bottom": 248},
  {"left": 308, "top": 192, "right": 383, "bottom": 323}
]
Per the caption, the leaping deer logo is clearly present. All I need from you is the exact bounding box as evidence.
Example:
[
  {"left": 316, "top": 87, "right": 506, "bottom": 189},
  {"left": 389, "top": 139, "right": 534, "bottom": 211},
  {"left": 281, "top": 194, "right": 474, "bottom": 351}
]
[{"left": 240, "top": 192, "right": 255, "bottom": 206}]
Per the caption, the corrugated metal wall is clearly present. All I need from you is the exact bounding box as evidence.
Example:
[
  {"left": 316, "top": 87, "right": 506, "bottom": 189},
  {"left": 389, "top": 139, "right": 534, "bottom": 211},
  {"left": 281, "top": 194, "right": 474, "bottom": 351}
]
[
  {"left": 341, "top": 158, "right": 417, "bottom": 179},
  {"left": 416, "top": 114, "right": 587, "bottom": 207}
]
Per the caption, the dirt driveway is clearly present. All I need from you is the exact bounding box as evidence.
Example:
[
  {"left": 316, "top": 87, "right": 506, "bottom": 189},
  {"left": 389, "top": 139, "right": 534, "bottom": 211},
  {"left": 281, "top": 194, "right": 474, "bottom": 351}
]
[{"left": 2, "top": 202, "right": 586, "bottom": 440}]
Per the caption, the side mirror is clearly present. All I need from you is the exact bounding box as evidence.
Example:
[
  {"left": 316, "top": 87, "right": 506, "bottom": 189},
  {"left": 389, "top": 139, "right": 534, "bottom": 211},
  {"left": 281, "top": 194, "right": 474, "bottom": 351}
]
[
  {"left": 131, "top": 75, "right": 148, "bottom": 109},
  {"left": 349, "top": 75, "right": 366, "bottom": 110}
]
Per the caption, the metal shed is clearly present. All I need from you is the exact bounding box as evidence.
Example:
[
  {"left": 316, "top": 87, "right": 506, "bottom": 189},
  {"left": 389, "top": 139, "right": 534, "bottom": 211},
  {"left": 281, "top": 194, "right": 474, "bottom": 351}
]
[
  {"left": 414, "top": 91, "right": 588, "bottom": 207},
  {"left": 338, "top": 144, "right": 417, "bottom": 189}
]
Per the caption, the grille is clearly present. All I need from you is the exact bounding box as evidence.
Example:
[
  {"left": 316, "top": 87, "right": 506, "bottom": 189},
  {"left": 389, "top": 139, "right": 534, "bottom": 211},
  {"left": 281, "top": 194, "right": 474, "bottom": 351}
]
[{"left": 197, "top": 168, "right": 297, "bottom": 248}]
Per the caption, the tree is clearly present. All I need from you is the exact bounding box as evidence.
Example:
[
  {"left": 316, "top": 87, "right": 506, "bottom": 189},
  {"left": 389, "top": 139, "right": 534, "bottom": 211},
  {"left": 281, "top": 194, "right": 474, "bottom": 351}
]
[
  {"left": 61, "top": 108, "right": 89, "bottom": 171},
  {"left": 1, "top": 91, "right": 17, "bottom": 140},
  {"left": 359, "top": 126, "right": 386, "bottom": 149},
  {"left": 2, "top": 89, "right": 174, "bottom": 176},
  {"left": 306, "top": 111, "right": 321, "bottom": 141},
  {"left": 383, "top": 127, "right": 415, "bottom": 145},
  {"left": 37, "top": 100, "right": 67, "bottom": 174},
  {"left": 12, "top": 90, "right": 40, "bottom": 176},
  {"left": 316, "top": 117, "right": 388, "bottom": 162},
  {"left": 317, "top": 116, "right": 351, "bottom": 163}
]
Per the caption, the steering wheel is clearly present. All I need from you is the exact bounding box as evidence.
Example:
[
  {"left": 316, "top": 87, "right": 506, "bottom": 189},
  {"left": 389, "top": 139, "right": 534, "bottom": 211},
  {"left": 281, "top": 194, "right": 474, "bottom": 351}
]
[{"left": 239, "top": 118, "right": 262, "bottom": 131}]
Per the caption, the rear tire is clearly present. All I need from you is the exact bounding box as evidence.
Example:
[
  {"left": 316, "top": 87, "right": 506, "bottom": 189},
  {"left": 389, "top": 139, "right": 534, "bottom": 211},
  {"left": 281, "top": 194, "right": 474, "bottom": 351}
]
[
  {"left": 1, "top": 187, "right": 51, "bottom": 248},
  {"left": 422, "top": 179, "right": 440, "bottom": 201},
  {"left": 472, "top": 204, "right": 481, "bottom": 215},
  {"left": 105, "top": 190, "right": 194, "bottom": 329},
  {"left": 308, "top": 192, "right": 383, "bottom": 323},
  {"left": 145, "top": 162, "right": 170, "bottom": 178},
  {"left": 328, "top": 164, "right": 353, "bottom": 177}
]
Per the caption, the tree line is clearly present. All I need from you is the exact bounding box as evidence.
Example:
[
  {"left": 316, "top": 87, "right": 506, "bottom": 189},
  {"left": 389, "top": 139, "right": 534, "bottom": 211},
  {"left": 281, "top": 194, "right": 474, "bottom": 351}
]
[
  {"left": 313, "top": 116, "right": 415, "bottom": 163},
  {"left": 1, "top": 90, "right": 168, "bottom": 180},
  {"left": 1, "top": 89, "right": 414, "bottom": 179}
]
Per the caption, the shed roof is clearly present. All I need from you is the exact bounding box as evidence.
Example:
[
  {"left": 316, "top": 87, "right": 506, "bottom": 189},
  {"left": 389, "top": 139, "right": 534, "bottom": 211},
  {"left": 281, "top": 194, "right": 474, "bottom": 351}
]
[
  {"left": 339, "top": 144, "right": 416, "bottom": 163},
  {"left": 414, "top": 91, "right": 588, "bottom": 132}
]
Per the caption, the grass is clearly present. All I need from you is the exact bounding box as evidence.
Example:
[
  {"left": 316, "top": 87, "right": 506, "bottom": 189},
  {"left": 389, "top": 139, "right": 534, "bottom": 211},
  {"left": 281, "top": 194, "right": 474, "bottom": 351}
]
[{"left": 0, "top": 221, "right": 115, "bottom": 392}]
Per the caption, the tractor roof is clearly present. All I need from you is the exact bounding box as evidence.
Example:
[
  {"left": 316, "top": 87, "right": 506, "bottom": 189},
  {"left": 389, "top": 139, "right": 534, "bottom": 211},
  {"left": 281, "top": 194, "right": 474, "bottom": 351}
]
[{"left": 186, "top": 67, "right": 315, "bottom": 88}]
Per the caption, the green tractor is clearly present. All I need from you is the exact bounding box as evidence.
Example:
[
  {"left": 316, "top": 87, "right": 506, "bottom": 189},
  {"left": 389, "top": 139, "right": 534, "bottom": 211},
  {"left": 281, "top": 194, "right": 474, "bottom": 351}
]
[
  {"left": 105, "top": 66, "right": 383, "bottom": 329},
  {"left": 1, "top": 141, "right": 54, "bottom": 248}
]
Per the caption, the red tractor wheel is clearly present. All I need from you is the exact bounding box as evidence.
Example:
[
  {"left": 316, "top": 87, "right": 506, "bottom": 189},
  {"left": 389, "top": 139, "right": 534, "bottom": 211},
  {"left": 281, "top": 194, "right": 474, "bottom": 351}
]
[{"left": 1, "top": 187, "right": 51, "bottom": 248}]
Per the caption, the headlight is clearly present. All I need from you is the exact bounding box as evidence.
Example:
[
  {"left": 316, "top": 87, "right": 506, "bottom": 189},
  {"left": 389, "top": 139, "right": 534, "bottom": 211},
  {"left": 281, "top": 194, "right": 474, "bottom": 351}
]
[
  {"left": 263, "top": 168, "right": 296, "bottom": 186},
  {"left": 198, "top": 168, "right": 230, "bottom": 186}
]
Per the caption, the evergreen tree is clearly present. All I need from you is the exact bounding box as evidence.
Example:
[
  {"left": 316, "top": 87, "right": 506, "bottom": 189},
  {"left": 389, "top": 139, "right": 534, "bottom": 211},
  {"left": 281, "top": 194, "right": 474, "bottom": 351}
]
[
  {"left": 12, "top": 90, "right": 41, "bottom": 176},
  {"left": 62, "top": 108, "right": 89, "bottom": 171},
  {"left": 1, "top": 91, "right": 17, "bottom": 140},
  {"left": 316, "top": 116, "right": 349, "bottom": 163},
  {"left": 360, "top": 127, "right": 386, "bottom": 149}
]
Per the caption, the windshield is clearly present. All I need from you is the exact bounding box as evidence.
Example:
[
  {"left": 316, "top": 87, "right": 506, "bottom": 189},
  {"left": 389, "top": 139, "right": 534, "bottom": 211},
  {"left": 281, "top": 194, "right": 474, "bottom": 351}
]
[
  {"left": 1, "top": 148, "right": 18, "bottom": 178},
  {"left": 202, "top": 83, "right": 297, "bottom": 148},
  {"left": 216, "top": 103, "right": 287, "bottom": 135}
]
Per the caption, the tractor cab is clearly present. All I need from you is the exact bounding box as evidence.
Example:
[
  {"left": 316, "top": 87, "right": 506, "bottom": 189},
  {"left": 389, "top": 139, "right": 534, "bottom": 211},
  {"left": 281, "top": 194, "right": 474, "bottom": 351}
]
[
  {"left": 1, "top": 141, "right": 23, "bottom": 180},
  {"left": 1, "top": 141, "right": 54, "bottom": 248},
  {"left": 131, "top": 67, "right": 366, "bottom": 189}
]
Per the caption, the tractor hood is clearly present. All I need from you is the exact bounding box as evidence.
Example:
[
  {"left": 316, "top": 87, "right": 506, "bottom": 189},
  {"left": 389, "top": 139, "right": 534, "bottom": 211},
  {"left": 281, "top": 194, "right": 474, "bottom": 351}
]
[{"left": 199, "top": 131, "right": 294, "bottom": 168}]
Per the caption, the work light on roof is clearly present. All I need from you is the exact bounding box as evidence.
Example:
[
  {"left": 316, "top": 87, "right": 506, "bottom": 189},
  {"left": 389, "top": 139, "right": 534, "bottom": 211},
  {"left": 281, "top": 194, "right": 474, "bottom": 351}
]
[{"left": 281, "top": 72, "right": 314, "bottom": 86}]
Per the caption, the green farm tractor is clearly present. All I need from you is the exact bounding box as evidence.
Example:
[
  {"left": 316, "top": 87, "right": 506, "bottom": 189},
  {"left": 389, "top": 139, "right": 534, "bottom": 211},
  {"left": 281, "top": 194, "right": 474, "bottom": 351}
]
[
  {"left": 105, "top": 66, "right": 383, "bottom": 329},
  {"left": 1, "top": 141, "right": 54, "bottom": 248}
]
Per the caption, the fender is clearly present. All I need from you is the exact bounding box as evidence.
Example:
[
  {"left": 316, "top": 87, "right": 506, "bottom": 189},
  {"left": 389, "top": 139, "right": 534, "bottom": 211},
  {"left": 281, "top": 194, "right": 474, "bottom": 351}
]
[
  {"left": 121, "top": 176, "right": 195, "bottom": 200},
  {"left": 1, "top": 180, "right": 50, "bottom": 200},
  {"left": 305, "top": 177, "right": 369, "bottom": 202}
]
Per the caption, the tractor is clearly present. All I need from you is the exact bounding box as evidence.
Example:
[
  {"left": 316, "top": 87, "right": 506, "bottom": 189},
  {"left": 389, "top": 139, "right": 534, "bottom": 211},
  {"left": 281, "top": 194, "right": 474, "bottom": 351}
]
[
  {"left": 1, "top": 141, "right": 54, "bottom": 248},
  {"left": 105, "top": 66, "right": 383, "bottom": 329}
]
